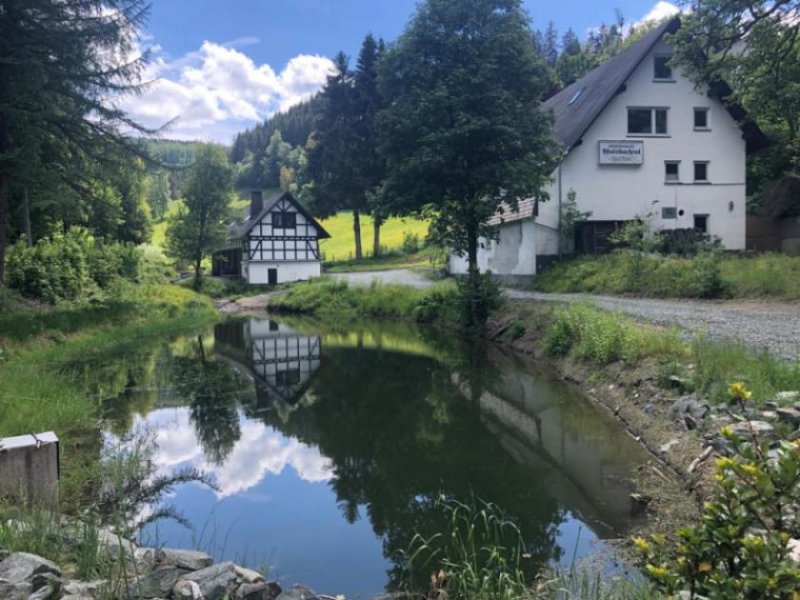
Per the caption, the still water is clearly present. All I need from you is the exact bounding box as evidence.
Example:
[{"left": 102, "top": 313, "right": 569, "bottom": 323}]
[{"left": 99, "top": 317, "right": 647, "bottom": 598}]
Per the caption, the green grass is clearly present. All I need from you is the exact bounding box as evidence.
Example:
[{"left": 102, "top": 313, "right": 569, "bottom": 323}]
[
  {"left": 0, "top": 283, "right": 218, "bottom": 507},
  {"left": 541, "top": 302, "right": 800, "bottom": 405},
  {"left": 323, "top": 247, "right": 445, "bottom": 273},
  {"left": 318, "top": 211, "right": 430, "bottom": 262},
  {"left": 534, "top": 252, "right": 800, "bottom": 300},
  {"left": 269, "top": 277, "right": 461, "bottom": 324}
]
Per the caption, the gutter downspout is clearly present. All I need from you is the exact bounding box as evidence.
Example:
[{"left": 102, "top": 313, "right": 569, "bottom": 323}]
[{"left": 557, "top": 162, "right": 563, "bottom": 260}]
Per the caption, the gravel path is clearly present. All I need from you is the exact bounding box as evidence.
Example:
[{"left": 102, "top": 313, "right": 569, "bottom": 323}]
[
  {"left": 507, "top": 289, "right": 800, "bottom": 361},
  {"left": 330, "top": 269, "right": 800, "bottom": 360}
]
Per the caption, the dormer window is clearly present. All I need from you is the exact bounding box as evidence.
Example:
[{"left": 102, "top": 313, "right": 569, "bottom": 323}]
[{"left": 654, "top": 55, "right": 673, "bottom": 81}]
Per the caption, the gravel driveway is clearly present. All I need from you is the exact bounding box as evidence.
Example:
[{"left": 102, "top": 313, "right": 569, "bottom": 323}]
[
  {"left": 333, "top": 269, "right": 800, "bottom": 360},
  {"left": 507, "top": 289, "right": 800, "bottom": 361}
]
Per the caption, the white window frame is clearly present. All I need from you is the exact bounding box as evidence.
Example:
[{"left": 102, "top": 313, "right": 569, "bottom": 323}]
[
  {"left": 664, "top": 160, "right": 680, "bottom": 183},
  {"left": 653, "top": 55, "right": 674, "bottom": 81},
  {"left": 693, "top": 161, "right": 710, "bottom": 183},
  {"left": 627, "top": 107, "right": 669, "bottom": 136},
  {"left": 693, "top": 107, "right": 710, "bottom": 131}
]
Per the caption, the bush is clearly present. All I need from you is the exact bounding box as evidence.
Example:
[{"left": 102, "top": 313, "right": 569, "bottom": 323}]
[
  {"left": 635, "top": 424, "right": 800, "bottom": 599},
  {"left": 5, "top": 228, "right": 143, "bottom": 303},
  {"left": 402, "top": 231, "right": 421, "bottom": 254}
]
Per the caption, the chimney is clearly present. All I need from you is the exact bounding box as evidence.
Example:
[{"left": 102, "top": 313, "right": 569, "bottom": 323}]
[{"left": 250, "top": 190, "right": 263, "bottom": 218}]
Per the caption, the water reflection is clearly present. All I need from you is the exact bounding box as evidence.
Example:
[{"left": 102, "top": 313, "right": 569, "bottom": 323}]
[{"left": 101, "top": 317, "right": 646, "bottom": 598}]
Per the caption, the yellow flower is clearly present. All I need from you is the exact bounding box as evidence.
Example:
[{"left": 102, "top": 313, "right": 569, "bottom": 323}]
[
  {"left": 698, "top": 561, "right": 712, "bottom": 573},
  {"left": 740, "top": 463, "right": 760, "bottom": 476},
  {"left": 728, "top": 382, "right": 752, "bottom": 401},
  {"left": 632, "top": 537, "right": 650, "bottom": 553},
  {"left": 645, "top": 564, "right": 670, "bottom": 580}
]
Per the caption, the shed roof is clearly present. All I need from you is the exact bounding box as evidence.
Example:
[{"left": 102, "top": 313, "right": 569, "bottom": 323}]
[{"left": 486, "top": 199, "right": 536, "bottom": 226}]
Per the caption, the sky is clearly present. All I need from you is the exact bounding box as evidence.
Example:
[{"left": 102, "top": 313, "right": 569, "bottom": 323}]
[{"left": 120, "top": 0, "right": 682, "bottom": 144}]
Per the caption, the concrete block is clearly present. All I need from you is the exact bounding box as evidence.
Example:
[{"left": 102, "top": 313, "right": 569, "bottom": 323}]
[{"left": 0, "top": 432, "right": 59, "bottom": 508}]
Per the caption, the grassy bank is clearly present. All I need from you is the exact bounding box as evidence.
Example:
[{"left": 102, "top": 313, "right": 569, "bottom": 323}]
[
  {"left": 269, "top": 277, "right": 461, "bottom": 324},
  {"left": 534, "top": 252, "right": 800, "bottom": 299},
  {"left": 0, "top": 283, "right": 218, "bottom": 507},
  {"left": 318, "top": 211, "right": 430, "bottom": 262}
]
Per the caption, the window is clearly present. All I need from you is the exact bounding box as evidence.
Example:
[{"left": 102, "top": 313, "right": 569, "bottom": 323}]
[
  {"left": 628, "top": 108, "right": 668, "bottom": 135},
  {"left": 662, "top": 207, "right": 677, "bottom": 219},
  {"left": 568, "top": 87, "right": 585, "bottom": 106},
  {"left": 272, "top": 211, "right": 296, "bottom": 228},
  {"left": 694, "top": 108, "right": 709, "bottom": 130},
  {"left": 665, "top": 161, "right": 680, "bottom": 182},
  {"left": 276, "top": 369, "right": 301, "bottom": 386},
  {"left": 694, "top": 214, "right": 708, "bottom": 233},
  {"left": 693, "top": 161, "right": 709, "bottom": 182},
  {"left": 654, "top": 55, "right": 673, "bottom": 80}
]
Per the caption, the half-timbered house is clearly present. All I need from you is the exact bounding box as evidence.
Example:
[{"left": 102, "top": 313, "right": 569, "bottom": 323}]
[{"left": 214, "top": 190, "right": 330, "bottom": 284}]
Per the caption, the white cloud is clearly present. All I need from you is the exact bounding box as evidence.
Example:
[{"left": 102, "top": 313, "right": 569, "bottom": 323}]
[
  {"left": 136, "top": 408, "right": 334, "bottom": 499},
  {"left": 117, "top": 41, "right": 334, "bottom": 143},
  {"left": 633, "top": 1, "right": 682, "bottom": 28}
]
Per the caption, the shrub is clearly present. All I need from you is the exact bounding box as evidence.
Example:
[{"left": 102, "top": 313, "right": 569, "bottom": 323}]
[
  {"left": 402, "top": 231, "right": 421, "bottom": 254},
  {"left": 635, "top": 426, "right": 800, "bottom": 599},
  {"left": 5, "top": 228, "right": 143, "bottom": 303}
]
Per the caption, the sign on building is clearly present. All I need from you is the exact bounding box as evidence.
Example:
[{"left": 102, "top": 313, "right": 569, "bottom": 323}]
[{"left": 598, "top": 140, "right": 644, "bottom": 165}]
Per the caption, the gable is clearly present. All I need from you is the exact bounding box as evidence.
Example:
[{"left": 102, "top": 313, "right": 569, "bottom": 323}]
[{"left": 230, "top": 192, "right": 330, "bottom": 240}]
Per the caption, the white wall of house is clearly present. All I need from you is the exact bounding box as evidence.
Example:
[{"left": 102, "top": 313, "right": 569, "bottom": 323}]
[
  {"left": 448, "top": 220, "right": 537, "bottom": 276},
  {"left": 245, "top": 261, "right": 321, "bottom": 284},
  {"left": 538, "top": 39, "right": 747, "bottom": 250}
]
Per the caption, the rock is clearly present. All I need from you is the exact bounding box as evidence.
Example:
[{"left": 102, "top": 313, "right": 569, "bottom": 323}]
[
  {"left": 732, "top": 420, "right": 776, "bottom": 438},
  {"left": 159, "top": 548, "right": 213, "bottom": 571},
  {"left": 30, "top": 571, "right": 61, "bottom": 593},
  {"left": 0, "top": 581, "right": 32, "bottom": 600},
  {"left": 29, "top": 581, "right": 59, "bottom": 600},
  {"left": 62, "top": 580, "right": 109, "bottom": 600},
  {"left": 178, "top": 561, "right": 238, "bottom": 600},
  {"left": 789, "top": 429, "right": 800, "bottom": 442},
  {"left": 684, "top": 414, "right": 698, "bottom": 430},
  {"left": 776, "top": 391, "right": 800, "bottom": 402},
  {"left": 761, "top": 410, "right": 778, "bottom": 421},
  {"left": 235, "top": 564, "right": 266, "bottom": 584},
  {"left": 643, "top": 403, "right": 654, "bottom": 413},
  {"left": 276, "top": 585, "right": 319, "bottom": 600},
  {"left": 763, "top": 401, "right": 779, "bottom": 411},
  {"left": 777, "top": 407, "right": 800, "bottom": 426},
  {"left": 788, "top": 538, "right": 800, "bottom": 563},
  {"left": 173, "top": 579, "right": 203, "bottom": 600},
  {"left": 0, "top": 549, "right": 9, "bottom": 562},
  {"left": 659, "top": 438, "right": 680, "bottom": 453},
  {"left": 0, "top": 552, "right": 61, "bottom": 583},
  {"left": 236, "top": 581, "right": 281, "bottom": 600},
  {"left": 97, "top": 528, "right": 136, "bottom": 560},
  {"left": 134, "top": 547, "right": 164, "bottom": 572},
  {"left": 128, "top": 566, "right": 185, "bottom": 599}
]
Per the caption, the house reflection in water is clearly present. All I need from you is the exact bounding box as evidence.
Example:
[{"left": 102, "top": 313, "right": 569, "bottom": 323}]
[{"left": 214, "top": 319, "right": 321, "bottom": 417}]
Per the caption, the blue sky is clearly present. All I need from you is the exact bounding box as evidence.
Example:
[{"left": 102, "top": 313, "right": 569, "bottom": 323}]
[{"left": 122, "top": 0, "right": 680, "bottom": 143}]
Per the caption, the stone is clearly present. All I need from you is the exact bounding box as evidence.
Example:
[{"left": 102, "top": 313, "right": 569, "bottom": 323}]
[
  {"left": 29, "top": 582, "right": 58, "bottom": 600},
  {"left": 684, "top": 414, "right": 698, "bottom": 430},
  {"left": 30, "top": 571, "right": 61, "bottom": 593},
  {"left": 236, "top": 581, "right": 281, "bottom": 600},
  {"left": 0, "top": 581, "right": 32, "bottom": 600},
  {"left": 761, "top": 410, "right": 778, "bottom": 421},
  {"left": 179, "top": 561, "right": 238, "bottom": 600},
  {"left": 62, "top": 580, "right": 109, "bottom": 600},
  {"left": 788, "top": 538, "right": 800, "bottom": 563},
  {"left": 732, "top": 421, "right": 775, "bottom": 438},
  {"left": 789, "top": 429, "right": 800, "bottom": 442},
  {"left": 776, "top": 391, "right": 800, "bottom": 402},
  {"left": 0, "top": 552, "right": 60, "bottom": 583},
  {"left": 159, "top": 548, "right": 213, "bottom": 571},
  {"left": 128, "top": 566, "right": 185, "bottom": 599},
  {"left": 97, "top": 528, "right": 136, "bottom": 560},
  {"left": 134, "top": 547, "right": 164, "bottom": 572},
  {"left": 235, "top": 564, "right": 266, "bottom": 584},
  {"left": 763, "top": 401, "right": 779, "bottom": 411},
  {"left": 777, "top": 407, "right": 800, "bottom": 426},
  {"left": 173, "top": 579, "right": 203, "bottom": 600},
  {"left": 659, "top": 439, "right": 680, "bottom": 453},
  {"left": 276, "top": 585, "right": 319, "bottom": 600}
]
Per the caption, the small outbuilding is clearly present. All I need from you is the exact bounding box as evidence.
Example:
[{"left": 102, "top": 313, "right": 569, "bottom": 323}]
[{"left": 213, "top": 190, "right": 330, "bottom": 285}]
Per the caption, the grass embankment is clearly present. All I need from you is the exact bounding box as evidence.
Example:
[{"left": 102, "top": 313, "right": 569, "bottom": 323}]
[
  {"left": 534, "top": 252, "right": 800, "bottom": 299},
  {"left": 318, "top": 211, "right": 430, "bottom": 262},
  {"left": 533, "top": 302, "right": 800, "bottom": 404},
  {"left": 0, "top": 283, "right": 217, "bottom": 507},
  {"left": 269, "top": 277, "right": 461, "bottom": 324}
]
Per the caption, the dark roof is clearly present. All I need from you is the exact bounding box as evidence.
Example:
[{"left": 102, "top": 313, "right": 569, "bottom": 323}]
[
  {"left": 543, "top": 18, "right": 681, "bottom": 153},
  {"left": 487, "top": 199, "right": 536, "bottom": 226},
  {"left": 229, "top": 191, "right": 331, "bottom": 240}
]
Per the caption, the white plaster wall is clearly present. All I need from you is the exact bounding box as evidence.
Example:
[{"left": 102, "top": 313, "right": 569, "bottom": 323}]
[
  {"left": 246, "top": 261, "right": 321, "bottom": 284},
  {"left": 449, "top": 220, "right": 537, "bottom": 276},
  {"left": 537, "top": 39, "right": 747, "bottom": 250}
]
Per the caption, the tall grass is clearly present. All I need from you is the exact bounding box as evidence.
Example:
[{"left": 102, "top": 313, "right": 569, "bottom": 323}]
[
  {"left": 542, "top": 303, "right": 800, "bottom": 404},
  {"left": 534, "top": 252, "right": 800, "bottom": 300}
]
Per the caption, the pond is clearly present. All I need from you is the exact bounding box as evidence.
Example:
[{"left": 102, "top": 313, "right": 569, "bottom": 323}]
[{"left": 97, "top": 316, "right": 648, "bottom": 598}]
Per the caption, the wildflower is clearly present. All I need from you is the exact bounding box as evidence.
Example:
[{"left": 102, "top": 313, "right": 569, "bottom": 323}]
[
  {"left": 698, "top": 561, "right": 712, "bottom": 573},
  {"left": 633, "top": 537, "right": 650, "bottom": 553},
  {"left": 728, "top": 381, "right": 752, "bottom": 401},
  {"left": 645, "top": 564, "right": 670, "bottom": 580}
]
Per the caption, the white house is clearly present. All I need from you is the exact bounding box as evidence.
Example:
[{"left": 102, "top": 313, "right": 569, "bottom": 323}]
[
  {"left": 449, "top": 17, "right": 768, "bottom": 281},
  {"left": 214, "top": 190, "right": 330, "bottom": 284}
]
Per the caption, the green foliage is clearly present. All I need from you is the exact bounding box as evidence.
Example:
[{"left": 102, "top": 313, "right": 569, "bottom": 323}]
[
  {"left": 544, "top": 303, "right": 685, "bottom": 365},
  {"left": 399, "top": 496, "right": 531, "bottom": 600},
  {"left": 402, "top": 232, "right": 421, "bottom": 254},
  {"left": 379, "top": 0, "right": 557, "bottom": 326},
  {"left": 560, "top": 189, "right": 592, "bottom": 254},
  {"left": 635, "top": 430, "right": 800, "bottom": 599},
  {"left": 147, "top": 171, "right": 171, "bottom": 221},
  {"left": 5, "top": 228, "right": 142, "bottom": 303},
  {"left": 166, "top": 144, "right": 233, "bottom": 282}
]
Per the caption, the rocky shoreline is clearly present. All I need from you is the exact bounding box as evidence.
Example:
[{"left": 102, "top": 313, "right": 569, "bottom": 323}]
[{"left": 0, "top": 535, "right": 335, "bottom": 600}]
